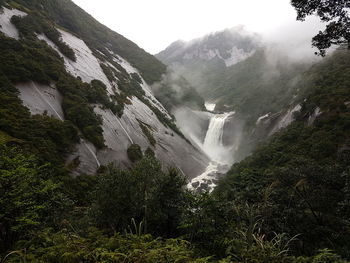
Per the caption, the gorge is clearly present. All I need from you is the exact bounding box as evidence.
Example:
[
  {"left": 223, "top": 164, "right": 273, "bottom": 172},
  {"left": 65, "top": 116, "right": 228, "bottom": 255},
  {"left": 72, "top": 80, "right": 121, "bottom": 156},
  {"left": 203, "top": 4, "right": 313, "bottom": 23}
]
[{"left": 1, "top": 0, "right": 350, "bottom": 261}]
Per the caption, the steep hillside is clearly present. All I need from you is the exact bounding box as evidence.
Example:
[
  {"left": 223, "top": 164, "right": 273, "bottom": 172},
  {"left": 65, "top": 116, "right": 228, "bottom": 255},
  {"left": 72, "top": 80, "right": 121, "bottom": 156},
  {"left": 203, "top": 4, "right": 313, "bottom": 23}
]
[
  {"left": 1, "top": 1, "right": 350, "bottom": 261},
  {"left": 208, "top": 49, "right": 311, "bottom": 117},
  {"left": 215, "top": 47, "right": 350, "bottom": 257},
  {"left": 159, "top": 28, "right": 322, "bottom": 168},
  {"left": 0, "top": 0, "right": 209, "bottom": 177},
  {"left": 11, "top": 0, "right": 166, "bottom": 84}
]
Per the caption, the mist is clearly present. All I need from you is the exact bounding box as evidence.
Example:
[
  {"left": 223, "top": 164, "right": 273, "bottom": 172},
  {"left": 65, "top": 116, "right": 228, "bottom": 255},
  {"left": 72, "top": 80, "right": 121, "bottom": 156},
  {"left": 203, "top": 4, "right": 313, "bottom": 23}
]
[
  {"left": 261, "top": 16, "right": 326, "bottom": 63},
  {"left": 156, "top": 16, "right": 329, "bottom": 182}
]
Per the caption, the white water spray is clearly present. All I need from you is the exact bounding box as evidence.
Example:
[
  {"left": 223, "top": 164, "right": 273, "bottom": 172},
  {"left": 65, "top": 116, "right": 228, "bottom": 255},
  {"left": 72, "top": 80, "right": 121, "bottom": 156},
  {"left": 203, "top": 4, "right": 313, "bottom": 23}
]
[
  {"left": 203, "top": 112, "right": 233, "bottom": 164},
  {"left": 188, "top": 106, "right": 234, "bottom": 192}
]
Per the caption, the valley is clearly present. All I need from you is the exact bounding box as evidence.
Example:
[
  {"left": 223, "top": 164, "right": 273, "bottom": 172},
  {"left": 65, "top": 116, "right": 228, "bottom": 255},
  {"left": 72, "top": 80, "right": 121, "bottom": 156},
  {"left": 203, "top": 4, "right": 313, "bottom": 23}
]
[{"left": 0, "top": 0, "right": 349, "bottom": 262}]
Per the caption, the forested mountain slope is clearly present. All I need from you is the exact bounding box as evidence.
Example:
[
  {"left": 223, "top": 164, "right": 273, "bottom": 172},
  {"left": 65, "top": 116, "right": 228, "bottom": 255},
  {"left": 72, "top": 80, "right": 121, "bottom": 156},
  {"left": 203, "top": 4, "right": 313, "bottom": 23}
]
[
  {"left": 0, "top": 0, "right": 208, "bottom": 177},
  {"left": 215, "top": 47, "right": 350, "bottom": 257},
  {"left": 1, "top": 0, "right": 350, "bottom": 262}
]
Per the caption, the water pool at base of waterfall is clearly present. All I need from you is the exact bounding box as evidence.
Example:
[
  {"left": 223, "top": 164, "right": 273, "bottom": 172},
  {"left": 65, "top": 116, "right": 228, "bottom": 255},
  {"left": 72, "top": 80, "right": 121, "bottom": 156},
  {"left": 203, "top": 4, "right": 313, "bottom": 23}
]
[{"left": 187, "top": 161, "right": 230, "bottom": 192}]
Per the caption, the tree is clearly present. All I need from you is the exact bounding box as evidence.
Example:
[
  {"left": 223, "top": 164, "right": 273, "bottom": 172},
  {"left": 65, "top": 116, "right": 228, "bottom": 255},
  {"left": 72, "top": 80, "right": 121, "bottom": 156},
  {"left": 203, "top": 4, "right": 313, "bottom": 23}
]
[
  {"left": 291, "top": 0, "right": 350, "bottom": 56},
  {"left": 127, "top": 144, "right": 143, "bottom": 162},
  {"left": 91, "top": 165, "right": 138, "bottom": 232},
  {"left": 92, "top": 157, "right": 187, "bottom": 236},
  {"left": 0, "top": 145, "right": 70, "bottom": 252}
]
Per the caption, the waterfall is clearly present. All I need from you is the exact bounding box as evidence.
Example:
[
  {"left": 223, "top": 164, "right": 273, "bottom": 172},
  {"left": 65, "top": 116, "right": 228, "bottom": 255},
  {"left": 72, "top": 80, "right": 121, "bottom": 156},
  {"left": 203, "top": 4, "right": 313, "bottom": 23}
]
[
  {"left": 188, "top": 108, "right": 234, "bottom": 192},
  {"left": 202, "top": 112, "right": 232, "bottom": 163}
]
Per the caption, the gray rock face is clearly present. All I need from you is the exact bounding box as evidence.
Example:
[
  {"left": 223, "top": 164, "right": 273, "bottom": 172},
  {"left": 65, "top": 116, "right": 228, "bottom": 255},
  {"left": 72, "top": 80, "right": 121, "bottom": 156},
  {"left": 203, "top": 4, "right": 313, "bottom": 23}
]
[
  {"left": 94, "top": 98, "right": 209, "bottom": 178},
  {"left": 0, "top": 7, "right": 26, "bottom": 40},
  {"left": 308, "top": 107, "right": 322, "bottom": 126},
  {"left": 157, "top": 27, "right": 259, "bottom": 67},
  {"left": 67, "top": 139, "right": 100, "bottom": 176},
  {"left": 156, "top": 27, "right": 260, "bottom": 99},
  {"left": 17, "top": 82, "right": 64, "bottom": 120},
  {"left": 251, "top": 104, "right": 302, "bottom": 139},
  {"left": 15, "top": 27, "right": 209, "bottom": 178},
  {"left": 17, "top": 82, "right": 101, "bottom": 175},
  {"left": 269, "top": 104, "right": 302, "bottom": 135},
  {"left": 174, "top": 107, "right": 210, "bottom": 145}
]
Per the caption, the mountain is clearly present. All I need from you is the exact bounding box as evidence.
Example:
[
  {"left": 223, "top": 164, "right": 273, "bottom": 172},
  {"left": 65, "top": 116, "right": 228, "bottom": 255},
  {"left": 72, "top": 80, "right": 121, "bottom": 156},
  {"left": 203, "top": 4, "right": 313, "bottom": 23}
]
[
  {"left": 0, "top": 0, "right": 209, "bottom": 177},
  {"left": 156, "top": 26, "right": 260, "bottom": 97},
  {"left": 1, "top": 0, "right": 350, "bottom": 261},
  {"left": 157, "top": 26, "right": 259, "bottom": 67},
  {"left": 158, "top": 28, "right": 321, "bottom": 165},
  {"left": 215, "top": 47, "right": 350, "bottom": 256},
  {"left": 157, "top": 28, "right": 316, "bottom": 118}
]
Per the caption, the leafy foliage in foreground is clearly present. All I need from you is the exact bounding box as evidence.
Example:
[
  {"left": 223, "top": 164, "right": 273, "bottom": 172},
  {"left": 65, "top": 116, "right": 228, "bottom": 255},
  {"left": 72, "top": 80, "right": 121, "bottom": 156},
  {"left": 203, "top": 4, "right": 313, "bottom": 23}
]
[
  {"left": 92, "top": 157, "right": 186, "bottom": 237},
  {"left": 0, "top": 145, "right": 70, "bottom": 251},
  {"left": 291, "top": 0, "right": 350, "bottom": 56},
  {"left": 0, "top": 144, "right": 349, "bottom": 262}
]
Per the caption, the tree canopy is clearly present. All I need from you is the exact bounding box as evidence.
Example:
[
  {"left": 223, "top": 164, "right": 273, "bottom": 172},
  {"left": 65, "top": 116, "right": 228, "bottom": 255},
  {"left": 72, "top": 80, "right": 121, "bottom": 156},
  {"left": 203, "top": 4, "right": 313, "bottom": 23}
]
[{"left": 291, "top": 0, "right": 350, "bottom": 56}]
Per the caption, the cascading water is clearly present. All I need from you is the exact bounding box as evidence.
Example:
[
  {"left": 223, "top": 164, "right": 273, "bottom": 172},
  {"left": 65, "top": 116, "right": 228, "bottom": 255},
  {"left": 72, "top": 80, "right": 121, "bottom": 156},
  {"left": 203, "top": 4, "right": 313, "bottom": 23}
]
[
  {"left": 188, "top": 106, "right": 235, "bottom": 192},
  {"left": 203, "top": 112, "right": 233, "bottom": 163}
]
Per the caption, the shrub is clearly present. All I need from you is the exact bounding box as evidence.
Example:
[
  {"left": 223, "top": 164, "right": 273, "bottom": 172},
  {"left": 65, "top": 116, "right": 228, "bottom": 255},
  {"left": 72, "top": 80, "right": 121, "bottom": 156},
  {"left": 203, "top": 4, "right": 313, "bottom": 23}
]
[{"left": 127, "top": 144, "right": 143, "bottom": 163}]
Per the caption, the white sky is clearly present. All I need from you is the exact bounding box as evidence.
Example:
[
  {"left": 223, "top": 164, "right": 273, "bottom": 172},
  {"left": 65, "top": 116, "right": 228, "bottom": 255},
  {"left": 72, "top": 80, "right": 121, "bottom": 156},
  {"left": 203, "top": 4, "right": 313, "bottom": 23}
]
[{"left": 71, "top": 0, "right": 322, "bottom": 54}]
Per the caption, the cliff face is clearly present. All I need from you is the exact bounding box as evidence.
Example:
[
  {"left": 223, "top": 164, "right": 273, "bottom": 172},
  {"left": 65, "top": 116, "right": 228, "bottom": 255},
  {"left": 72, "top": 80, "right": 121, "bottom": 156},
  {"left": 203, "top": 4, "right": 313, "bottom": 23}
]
[{"left": 0, "top": 1, "right": 209, "bottom": 177}]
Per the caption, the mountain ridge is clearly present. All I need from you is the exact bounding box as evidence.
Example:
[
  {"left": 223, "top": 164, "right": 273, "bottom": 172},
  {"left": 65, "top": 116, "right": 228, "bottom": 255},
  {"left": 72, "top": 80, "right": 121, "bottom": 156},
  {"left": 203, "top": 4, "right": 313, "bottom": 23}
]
[{"left": 157, "top": 26, "right": 259, "bottom": 67}]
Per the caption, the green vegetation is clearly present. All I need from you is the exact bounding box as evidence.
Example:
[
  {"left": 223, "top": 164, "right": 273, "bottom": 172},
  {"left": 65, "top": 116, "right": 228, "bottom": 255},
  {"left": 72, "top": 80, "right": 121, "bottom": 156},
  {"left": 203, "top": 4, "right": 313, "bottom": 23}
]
[
  {"left": 6, "top": 0, "right": 204, "bottom": 133},
  {"left": 11, "top": 13, "right": 76, "bottom": 61},
  {"left": 25, "top": 0, "right": 205, "bottom": 114},
  {"left": 291, "top": 0, "right": 350, "bottom": 56},
  {"left": 0, "top": 145, "right": 71, "bottom": 251},
  {"left": 0, "top": 29, "right": 107, "bottom": 150},
  {"left": 127, "top": 144, "right": 143, "bottom": 163},
  {"left": 8, "top": 0, "right": 167, "bottom": 84},
  {"left": 211, "top": 49, "right": 311, "bottom": 121},
  {"left": 1, "top": 145, "right": 348, "bottom": 262},
  {"left": 92, "top": 158, "right": 186, "bottom": 236},
  {"left": 137, "top": 119, "right": 156, "bottom": 146},
  {"left": 110, "top": 60, "right": 187, "bottom": 138},
  {"left": 0, "top": 52, "right": 79, "bottom": 164},
  {"left": 4, "top": 230, "right": 213, "bottom": 263},
  {"left": 1, "top": 0, "right": 350, "bottom": 262},
  {"left": 1, "top": 0, "right": 196, "bottom": 150},
  {"left": 215, "top": 48, "right": 350, "bottom": 258}
]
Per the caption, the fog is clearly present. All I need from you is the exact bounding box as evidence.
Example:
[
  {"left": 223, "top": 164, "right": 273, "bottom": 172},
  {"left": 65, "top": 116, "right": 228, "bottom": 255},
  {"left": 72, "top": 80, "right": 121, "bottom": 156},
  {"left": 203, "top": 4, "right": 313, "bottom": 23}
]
[
  {"left": 163, "top": 17, "right": 328, "bottom": 173},
  {"left": 261, "top": 16, "right": 326, "bottom": 63},
  {"left": 71, "top": 0, "right": 323, "bottom": 54},
  {"left": 70, "top": 0, "right": 334, "bottom": 181}
]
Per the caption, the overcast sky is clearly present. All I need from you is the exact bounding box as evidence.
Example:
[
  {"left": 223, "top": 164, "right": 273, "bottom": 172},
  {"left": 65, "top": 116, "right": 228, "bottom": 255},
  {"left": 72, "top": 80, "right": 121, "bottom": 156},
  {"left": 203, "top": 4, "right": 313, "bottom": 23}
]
[{"left": 71, "top": 0, "right": 322, "bottom": 54}]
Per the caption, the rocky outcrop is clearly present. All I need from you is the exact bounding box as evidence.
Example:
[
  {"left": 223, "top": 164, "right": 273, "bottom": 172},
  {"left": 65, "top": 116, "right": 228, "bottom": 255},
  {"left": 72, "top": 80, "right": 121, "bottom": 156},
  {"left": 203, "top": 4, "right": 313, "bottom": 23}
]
[{"left": 14, "top": 25, "right": 209, "bottom": 178}]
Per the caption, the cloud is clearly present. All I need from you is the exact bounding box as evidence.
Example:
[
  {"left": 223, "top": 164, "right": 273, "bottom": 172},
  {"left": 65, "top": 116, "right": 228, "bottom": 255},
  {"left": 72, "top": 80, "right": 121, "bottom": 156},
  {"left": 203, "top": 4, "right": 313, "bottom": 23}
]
[{"left": 261, "top": 15, "right": 326, "bottom": 62}]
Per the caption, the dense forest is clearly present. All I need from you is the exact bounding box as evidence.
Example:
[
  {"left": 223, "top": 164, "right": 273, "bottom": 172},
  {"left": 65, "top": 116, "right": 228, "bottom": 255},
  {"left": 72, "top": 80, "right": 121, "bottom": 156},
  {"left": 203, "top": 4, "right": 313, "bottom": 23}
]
[
  {"left": 1, "top": 0, "right": 350, "bottom": 262},
  {"left": 2, "top": 46, "right": 350, "bottom": 262}
]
